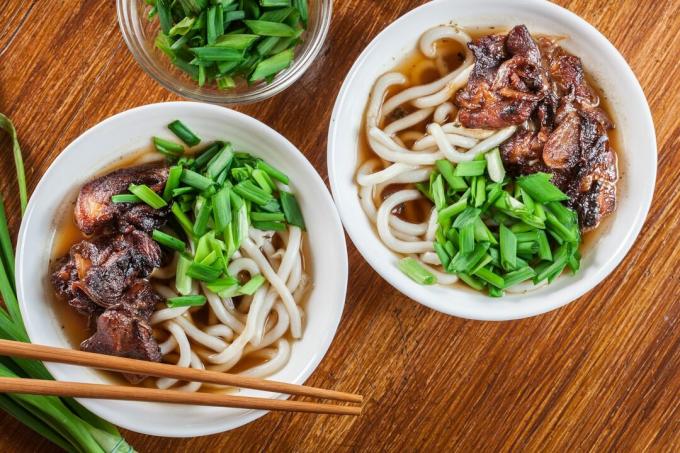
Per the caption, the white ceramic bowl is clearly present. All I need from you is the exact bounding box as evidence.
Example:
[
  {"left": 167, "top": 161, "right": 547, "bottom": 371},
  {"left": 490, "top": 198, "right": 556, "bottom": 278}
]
[
  {"left": 327, "top": 0, "right": 656, "bottom": 320},
  {"left": 16, "top": 102, "right": 348, "bottom": 436}
]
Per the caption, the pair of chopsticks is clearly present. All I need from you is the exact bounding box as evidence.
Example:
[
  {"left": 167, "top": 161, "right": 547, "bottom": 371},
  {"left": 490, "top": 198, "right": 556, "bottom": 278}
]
[{"left": 0, "top": 339, "right": 362, "bottom": 415}]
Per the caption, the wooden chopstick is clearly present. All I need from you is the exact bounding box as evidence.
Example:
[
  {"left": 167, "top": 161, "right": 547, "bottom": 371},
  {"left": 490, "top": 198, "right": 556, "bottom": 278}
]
[
  {"left": 0, "top": 377, "right": 361, "bottom": 415},
  {"left": 0, "top": 339, "right": 362, "bottom": 403}
]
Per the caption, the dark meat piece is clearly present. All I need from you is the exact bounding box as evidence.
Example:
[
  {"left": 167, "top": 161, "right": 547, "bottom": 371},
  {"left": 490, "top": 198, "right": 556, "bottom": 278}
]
[
  {"left": 52, "top": 231, "right": 161, "bottom": 310},
  {"left": 456, "top": 25, "right": 550, "bottom": 128},
  {"left": 570, "top": 180, "right": 616, "bottom": 232},
  {"left": 75, "top": 163, "right": 169, "bottom": 235},
  {"left": 489, "top": 28, "right": 618, "bottom": 230},
  {"left": 542, "top": 111, "right": 581, "bottom": 169},
  {"left": 81, "top": 282, "right": 162, "bottom": 384}
]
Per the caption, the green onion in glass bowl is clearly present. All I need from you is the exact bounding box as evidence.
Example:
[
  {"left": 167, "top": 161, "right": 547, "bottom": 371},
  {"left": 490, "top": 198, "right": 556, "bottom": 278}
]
[{"left": 117, "top": 0, "right": 332, "bottom": 104}]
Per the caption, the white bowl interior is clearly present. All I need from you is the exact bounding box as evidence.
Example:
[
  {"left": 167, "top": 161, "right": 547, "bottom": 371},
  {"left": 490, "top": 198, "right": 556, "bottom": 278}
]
[
  {"left": 17, "top": 102, "right": 347, "bottom": 436},
  {"left": 328, "top": 0, "right": 656, "bottom": 320}
]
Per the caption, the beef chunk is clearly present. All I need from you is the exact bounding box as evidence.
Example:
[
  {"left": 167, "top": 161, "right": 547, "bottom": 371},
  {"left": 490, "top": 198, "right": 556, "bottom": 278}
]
[
  {"left": 542, "top": 111, "right": 581, "bottom": 169},
  {"left": 81, "top": 308, "right": 161, "bottom": 383},
  {"left": 477, "top": 27, "right": 619, "bottom": 230},
  {"left": 456, "top": 25, "right": 550, "bottom": 129},
  {"left": 75, "top": 163, "right": 169, "bottom": 235},
  {"left": 52, "top": 231, "right": 161, "bottom": 312}
]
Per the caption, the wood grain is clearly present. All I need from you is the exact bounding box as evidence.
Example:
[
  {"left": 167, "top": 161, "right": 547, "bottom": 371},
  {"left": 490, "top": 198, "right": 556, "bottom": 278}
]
[{"left": 0, "top": 0, "right": 678, "bottom": 451}]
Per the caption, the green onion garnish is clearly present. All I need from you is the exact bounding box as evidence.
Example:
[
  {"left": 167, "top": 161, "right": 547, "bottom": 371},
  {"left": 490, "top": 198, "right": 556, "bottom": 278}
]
[
  {"left": 398, "top": 257, "right": 437, "bottom": 285},
  {"left": 186, "top": 262, "right": 221, "bottom": 282},
  {"left": 181, "top": 169, "right": 214, "bottom": 191},
  {"left": 128, "top": 184, "right": 167, "bottom": 209},
  {"left": 153, "top": 137, "right": 184, "bottom": 157},
  {"left": 163, "top": 165, "right": 183, "bottom": 201},
  {"left": 516, "top": 172, "right": 569, "bottom": 203},
  {"left": 233, "top": 180, "right": 272, "bottom": 205},
  {"left": 237, "top": 274, "right": 266, "bottom": 295},
  {"left": 280, "top": 191, "right": 305, "bottom": 229},
  {"left": 166, "top": 295, "right": 207, "bottom": 308},
  {"left": 168, "top": 120, "right": 201, "bottom": 146},
  {"left": 111, "top": 194, "right": 142, "bottom": 204},
  {"left": 152, "top": 229, "right": 186, "bottom": 252},
  {"left": 454, "top": 160, "right": 486, "bottom": 177},
  {"left": 212, "top": 187, "right": 232, "bottom": 232}
]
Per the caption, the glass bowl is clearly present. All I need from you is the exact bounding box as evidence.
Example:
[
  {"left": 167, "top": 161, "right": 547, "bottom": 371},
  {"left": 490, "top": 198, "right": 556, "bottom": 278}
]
[{"left": 116, "top": 0, "right": 332, "bottom": 105}]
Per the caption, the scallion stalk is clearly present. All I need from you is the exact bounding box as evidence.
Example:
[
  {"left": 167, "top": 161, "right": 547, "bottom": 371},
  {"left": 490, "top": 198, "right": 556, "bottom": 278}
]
[
  {"left": 397, "top": 257, "right": 437, "bottom": 285},
  {"left": 128, "top": 184, "right": 167, "bottom": 209}
]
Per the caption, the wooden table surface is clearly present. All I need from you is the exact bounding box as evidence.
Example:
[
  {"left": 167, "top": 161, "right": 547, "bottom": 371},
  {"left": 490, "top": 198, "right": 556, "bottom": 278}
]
[{"left": 0, "top": 1, "right": 678, "bottom": 451}]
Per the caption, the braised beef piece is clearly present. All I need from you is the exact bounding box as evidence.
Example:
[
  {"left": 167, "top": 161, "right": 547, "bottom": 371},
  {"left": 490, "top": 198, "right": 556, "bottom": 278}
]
[
  {"left": 456, "top": 25, "right": 550, "bottom": 128},
  {"left": 459, "top": 26, "right": 618, "bottom": 231},
  {"left": 75, "top": 163, "right": 169, "bottom": 235},
  {"left": 52, "top": 231, "right": 161, "bottom": 310},
  {"left": 51, "top": 163, "right": 172, "bottom": 382},
  {"left": 81, "top": 281, "right": 162, "bottom": 383}
]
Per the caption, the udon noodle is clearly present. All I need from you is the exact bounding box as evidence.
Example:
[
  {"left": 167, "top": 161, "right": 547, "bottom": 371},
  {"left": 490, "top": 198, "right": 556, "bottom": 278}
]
[
  {"left": 148, "top": 225, "right": 309, "bottom": 390},
  {"left": 359, "top": 25, "right": 515, "bottom": 288}
]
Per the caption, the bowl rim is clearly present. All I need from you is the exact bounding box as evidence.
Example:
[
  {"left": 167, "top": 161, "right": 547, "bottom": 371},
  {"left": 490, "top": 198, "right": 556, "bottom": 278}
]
[
  {"left": 115, "top": 0, "right": 333, "bottom": 105},
  {"left": 327, "top": 0, "right": 657, "bottom": 320},
  {"left": 16, "top": 101, "right": 348, "bottom": 436}
]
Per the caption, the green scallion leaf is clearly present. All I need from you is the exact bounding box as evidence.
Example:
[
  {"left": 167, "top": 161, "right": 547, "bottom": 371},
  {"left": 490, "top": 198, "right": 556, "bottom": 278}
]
[
  {"left": 398, "top": 257, "right": 436, "bottom": 285},
  {"left": 128, "top": 184, "right": 167, "bottom": 209},
  {"left": 167, "top": 295, "right": 207, "bottom": 308},
  {"left": 168, "top": 120, "right": 201, "bottom": 146}
]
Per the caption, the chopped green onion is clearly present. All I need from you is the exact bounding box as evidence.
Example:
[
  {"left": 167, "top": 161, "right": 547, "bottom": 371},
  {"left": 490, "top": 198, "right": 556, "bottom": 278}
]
[
  {"left": 187, "top": 262, "right": 222, "bottom": 282},
  {"left": 152, "top": 229, "right": 186, "bottom": 252},
  {"left": 252, "top": 220, "right": 286, "bottom": 231},
  {"left": 243, "top": 20, "right": 297, "bottom": 37},
  {"left": 433, "top": 242, "right": 451, "bottom": 269},
  {"left": 111, "top": 194, "right": 141, "bottom": 204},
  {"left": 206, "top": 143, "right": 234, "bottom": 179},
  {"left": 503, "top": 267, "right": 536, "bottom": 289},
  {"left": 237, "top": 274, "right": 266, "bottom": 295},
  {"left": 168, "top": 120, "right": 201, "bottom": 146},
  {"left": 457, "top": 272, "right": 485, "bottom": 291},
  {"left": 163, "top": 165, "right": 183, "bottom": 201},
  {"left": 398, "top": 257, "right": 436, "bottom": 285},
  {"left": 193, "top": 198, "right": 213, "bottom": 237},
  {"left": 432, "top": 175, "right": 446, "bottom": 211},
  {"left": 175, "top": 254, "right": 193, "bottom": 295},
  {"left": 280, "top": 191, "right": 305, "bottom": 229},
  {"left": 474, "top": 266, "right": 505, "bottom": 288},
  {"left": 516, "top": 172, "right": 569, "bottom": 203},
  {"left": 167, "top": 295, "right": 207, "bottom": 308},
  {"left": 153, "top": 136, "right": 184, "bottom": 156},
  {"left": 452, "top": 207, "right": 480, "bottom": 229},
  {"left": 251, "top": 211, "right": 285, "bottom": 222},
  {"left": 435, "top": 159, "right": 467, "bottom": 191},
  {"left": 458, "top": 223, "right": 475, "bottom": 254},
  {"left": 181, "top": 168, "right": 214, "bottom": 190},
  {"left": 251, "top": 169, "right": 275, "bottom": 193},
  {"left": 172, "top": 203, "right": 195, "bottom": 238},
  {"left": 234, "top": 180, "right": 272, "bottom": 205},
  {"left": 454, "top": 160, "right": 486, "bottom": 177},
  {"left": 212, "top": 187, "right": 232, "bottom": 231},
  {"left": 499, "top": 224, "right": 517, "bottom": 270},
  {"left": 156, "top": 0, "right": 173, "bottom": 34},
  {"left": 206, "top": 276, "right": 239, "bottom": 296},
  {"left": 214, "top": 34, "right": 260, "bottom": 49},
  {"left": 128, "top": 184, "right": 167, "bottom": 209},
  {"left": 485, "top": 147, "right": 505, "bottom": 183},
  {"left": 194, "top": 142, "right": 223, "bottom": 170},
  {"left": 250, "top": 48, "right": 294, "bottom": 81}
]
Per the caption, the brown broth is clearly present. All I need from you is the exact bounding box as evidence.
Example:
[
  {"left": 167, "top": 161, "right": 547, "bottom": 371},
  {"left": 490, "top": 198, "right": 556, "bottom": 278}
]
[
  {"left": 49, "top": 148, "right": 311, "bottom": 387},
  {"left": 357, "top": 27, "right": 623, "bottom": 275}
]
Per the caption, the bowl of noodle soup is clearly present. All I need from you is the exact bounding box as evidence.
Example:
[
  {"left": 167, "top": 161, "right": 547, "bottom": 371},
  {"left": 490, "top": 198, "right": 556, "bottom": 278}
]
[
  {"left": 327, "top": 0, "right": 656, "bottom": 319},
  {"left": 17, "top": 101, "right": 348, "bottom": 436}
]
